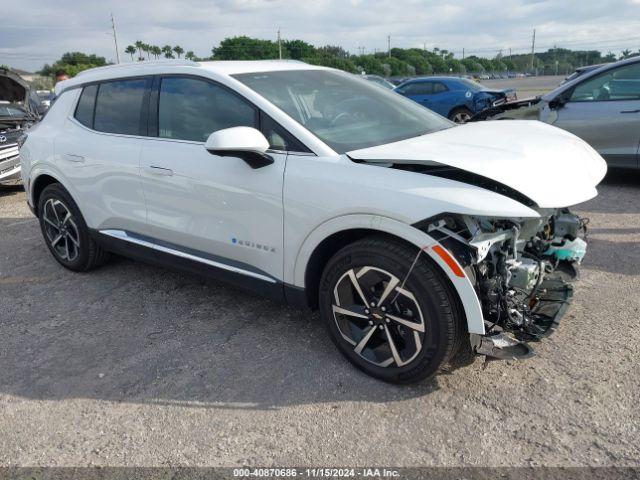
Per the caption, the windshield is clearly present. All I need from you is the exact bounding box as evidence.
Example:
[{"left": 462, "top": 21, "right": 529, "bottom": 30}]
[
  {"left": 233, "top": 69, "right": 453, "bottom": 153},
  {"left": 0, "top": 103, "right": 27, "bottom": 119}
]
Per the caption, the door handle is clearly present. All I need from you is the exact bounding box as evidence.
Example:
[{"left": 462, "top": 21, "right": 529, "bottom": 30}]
[
  {"left": 620, "top": 109, "right": 640, "bottom": 113},
  {"left": 145, "top": 166, "right": 174, "bottom": 176},
  {"left": 63, "top": 153, "right": 85, "bottom": 162}
]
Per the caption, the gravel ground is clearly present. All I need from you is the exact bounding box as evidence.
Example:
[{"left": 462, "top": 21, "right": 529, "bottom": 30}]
[{"left": 0, "top": 170, "right": 638, "bottom": 467}]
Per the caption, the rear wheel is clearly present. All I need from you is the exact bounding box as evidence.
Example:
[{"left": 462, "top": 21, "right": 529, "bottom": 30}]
[
  {"left": 319, "top": 236, "right": 463, "bottom": 383},
  {"left": 38, "top": 183, "right": 109, "bottom": 272},
  {"left": 449, "top": 107, "right": 473, "bottom": 123}
]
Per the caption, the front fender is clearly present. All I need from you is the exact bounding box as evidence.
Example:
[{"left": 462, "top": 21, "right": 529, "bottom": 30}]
[{"left": 292, "top": 214, "right": 485, "bottom": 335}]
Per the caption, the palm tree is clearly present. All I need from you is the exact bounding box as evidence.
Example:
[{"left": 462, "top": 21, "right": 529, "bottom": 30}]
[
  {"left": 621, "top": 49, "right": 632, "bottom": 59},
  {"left": 134, "top": 40, "right": 144, "bottom": 60},
  {"left": 150, "top": 45, "right": 162, "bottom": 59},
  {"left": 125, "top": 45, "right": 136, "bottom": 61},
  {"left": 142, "top": 43, "right": 151, "bottom": 60},
  {"left": 185, "top": 51, "right": 196, "bottom": 61},
  {"left": 173, "top": 45, "right": 184, "bottom": 59},
  {"left": 162, "top": 45, "right": 174, "bottom": 59}
]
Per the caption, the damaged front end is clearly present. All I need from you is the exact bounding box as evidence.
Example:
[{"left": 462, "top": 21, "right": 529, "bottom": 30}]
[{"left": 422, "top": 209, "right": 588, "bottom": 360}]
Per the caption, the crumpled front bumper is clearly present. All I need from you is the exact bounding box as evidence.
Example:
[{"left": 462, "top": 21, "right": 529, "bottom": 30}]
[
  {"left": 471, "top": 271, "right": 575, "bottom": 360},
  {"left": 0, "top": 144, "right": 21, "bottom": 184}
]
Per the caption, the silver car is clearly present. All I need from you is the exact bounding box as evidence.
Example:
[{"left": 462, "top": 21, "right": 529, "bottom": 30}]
[{"left": 478, "top": 56, "right": 640, "bottom": 169}]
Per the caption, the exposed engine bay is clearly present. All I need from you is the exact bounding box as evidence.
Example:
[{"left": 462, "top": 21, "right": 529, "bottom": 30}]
[{"left": 422, "top": 209, "right": 588, "bottom": 359}]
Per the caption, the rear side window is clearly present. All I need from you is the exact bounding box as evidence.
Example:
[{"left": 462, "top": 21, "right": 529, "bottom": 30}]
[
  {"left": 433, "top": 82, "right": 448, "bottom": 94},
  {"left": 74, "top": 85, "right": 98, "bottom": 128},
  {"left": 158, "top": 76, "right": 256, "bottom": 142},
  {"left": 94, "top": 78, "right": 149, "bottom": 135},
  {"left": 399, "top": 82, "right": 433, "bottom": 95}
]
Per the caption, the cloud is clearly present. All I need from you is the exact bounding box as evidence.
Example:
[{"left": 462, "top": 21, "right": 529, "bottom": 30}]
[{"left": 1, "top": 0, "right": 639, "bottom": 72}]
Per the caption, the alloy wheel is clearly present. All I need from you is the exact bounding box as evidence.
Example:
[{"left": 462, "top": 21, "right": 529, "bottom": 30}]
[
  {"left": 42, "top": 198, "right": 81, "bottom": 262},
  {"left": 332, "top": 266, "right": 425, "bottom": 367},
  {"left": 452, "top": 111, "right": 472, "bottom": 123}
]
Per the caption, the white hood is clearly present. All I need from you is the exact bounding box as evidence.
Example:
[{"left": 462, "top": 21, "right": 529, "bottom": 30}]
[{"left": 348, "top": 120, "right": 607, "bottom": 208}]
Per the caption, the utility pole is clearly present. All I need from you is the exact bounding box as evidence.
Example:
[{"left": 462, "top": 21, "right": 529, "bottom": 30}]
[
  {"left": 277, "top": 28, "right": 282, "bottom": 60},
  {"left": 462, "top": 47, "right": 465, "bottom": 59},
  {"left": 530, "top": 28, "right": 536, "bottom": 74},
  {"left": 387, "top": 35, "right": 391, "bottom": 58},
  {"left": 111, "top": 13, "right": 120, "bottom": 64}
]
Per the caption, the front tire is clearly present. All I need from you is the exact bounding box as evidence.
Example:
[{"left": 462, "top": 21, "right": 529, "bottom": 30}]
[
  {"left": 319, "top": 236, "right": 463, "bottom": 383},
  {"left": 38, "top": 183, "right": 109, "bottom": 272}
]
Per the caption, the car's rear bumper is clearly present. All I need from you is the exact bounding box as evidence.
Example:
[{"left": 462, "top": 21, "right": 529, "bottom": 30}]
[{"left": 0, "top": 144, "right": 21, "bottom": 184}]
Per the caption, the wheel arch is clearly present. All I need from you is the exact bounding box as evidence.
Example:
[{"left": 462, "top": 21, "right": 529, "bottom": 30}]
[
  {"left": 448, "top": 104, "right": 473, "bottom": 119},
  {"left": 293, "top": 214, "right": 485, "bottom": 334},
  {"left": 30, "top": 173, "right": 63, "bottom": 217}
]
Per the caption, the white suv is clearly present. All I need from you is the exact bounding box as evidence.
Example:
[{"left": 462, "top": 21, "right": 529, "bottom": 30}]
[{"left": 20, "top": 60, "right": 606, "bottom": 383}]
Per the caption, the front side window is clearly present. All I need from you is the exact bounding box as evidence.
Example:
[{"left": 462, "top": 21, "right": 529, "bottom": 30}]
[
  {"left": 94, "top": 78, "right": 149, "bottom": 135},
  {"left": 570, "top": 63, "right": 640, "bottom": 102},
  {"left": 74, "top": 84, "right": 97, "bottom": 128},
  {"left": 158, "top": 76, "right": 256, "bottom": 142},
  {"left": 234, "top": 70, "right": 452, "bottom": 153}
]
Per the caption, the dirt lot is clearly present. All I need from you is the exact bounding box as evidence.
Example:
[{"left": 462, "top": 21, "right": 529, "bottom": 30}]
[
  {"left": 0, "top": 170, "right": 639, "bottom": 467},
  {"left": 482, "top": 75, "right": 565, "bottom": 98}
]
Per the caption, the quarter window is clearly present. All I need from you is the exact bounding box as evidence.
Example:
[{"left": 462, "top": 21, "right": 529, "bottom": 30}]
[
  {"left": 74, "top": 84, "right": 98, "bottom": 128},
  {"left": 94, "top": 78, "right": 149, "bottom": 135},
  {"left": 158, "top": 76, "right": 256, "bottom": 142},
  {"left": 260, "top": 112, "right": 310, "bottom": 152}
]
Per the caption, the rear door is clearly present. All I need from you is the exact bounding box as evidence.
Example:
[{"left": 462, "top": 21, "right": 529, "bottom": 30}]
[
  {"left": 553, "top": 61, "right": 640, "bottom": 168},
  {"left": 54, "top": 78, "right": 151, "bottom": 233},
  {"left": 138, "top": 75, "right": 292, "bottom": 289}
]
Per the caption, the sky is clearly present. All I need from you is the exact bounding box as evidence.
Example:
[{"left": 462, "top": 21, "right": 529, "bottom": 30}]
[{"left": 2, "top": 0, "right": 640, "bottom": 72}]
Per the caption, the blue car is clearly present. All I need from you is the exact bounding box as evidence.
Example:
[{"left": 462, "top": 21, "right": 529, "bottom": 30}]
[{"left": 394, "top": 77, "right": 516, "bottom": 123}]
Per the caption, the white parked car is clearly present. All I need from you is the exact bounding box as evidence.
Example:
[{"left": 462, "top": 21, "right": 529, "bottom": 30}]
[{"left": 20, "top": 60, "right": 606, "bottom": 383}]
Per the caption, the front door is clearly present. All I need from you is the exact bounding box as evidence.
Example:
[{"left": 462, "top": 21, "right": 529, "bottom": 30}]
[
  {"left": 553, "top": 61, "right": 640, "bottom": 169},
  {"left": 139, "top": 75, "right": 287, "bottom": 289}
]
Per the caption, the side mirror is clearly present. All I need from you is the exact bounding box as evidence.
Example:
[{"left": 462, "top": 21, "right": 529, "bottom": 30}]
[
  {"left": 549, "top": 91, "right": 570, "bottom": 110},
  {"left": 205, "top": 126, "right": 274, "bottom": 169}
]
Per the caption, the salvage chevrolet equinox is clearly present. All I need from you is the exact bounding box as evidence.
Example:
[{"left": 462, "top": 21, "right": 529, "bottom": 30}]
[{"left": 20, "top": 60, "right": 607, "bottom": 383}]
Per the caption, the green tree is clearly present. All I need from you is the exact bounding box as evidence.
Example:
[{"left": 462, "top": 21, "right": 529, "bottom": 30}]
[
  {"left": 302, "top": 55, "right": 357, "bottom": 73},
  {"left": 173, "top": 45, "right": 184, "bottom": 58},
  {"left": 125, "top": 45, "right": 136, "bottom": 61},
  {"left": 39, "top": 52, "right": 109, "bottom": 78},
  {"left": 352, "top": 54, "right": 385, "bottom": 75},
  {"left": 134, "top": 41, "right": 144, "bottom": 60},
  {"left": 283, "top": 39, "right": 315, "bottom": 60},
  {"left": 212, "top": 36, "right": 281, "bottom": 60},
  {"left": 150, "top": 45, "right": 162, "bottom": 59},
  {"left": 162, "top": 45, "right": 174, "bottom": 59},
  {"left": 185, "top": 51, "right": 196, "bottom": 61}
]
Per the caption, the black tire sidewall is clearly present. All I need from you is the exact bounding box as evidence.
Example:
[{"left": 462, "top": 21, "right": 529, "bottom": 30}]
[
  {"left": 38, "top": 184, "right": 93, "bottom": 271},
  {"left": 319, "top": 239, "right": 457, "bottom": 383}
]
